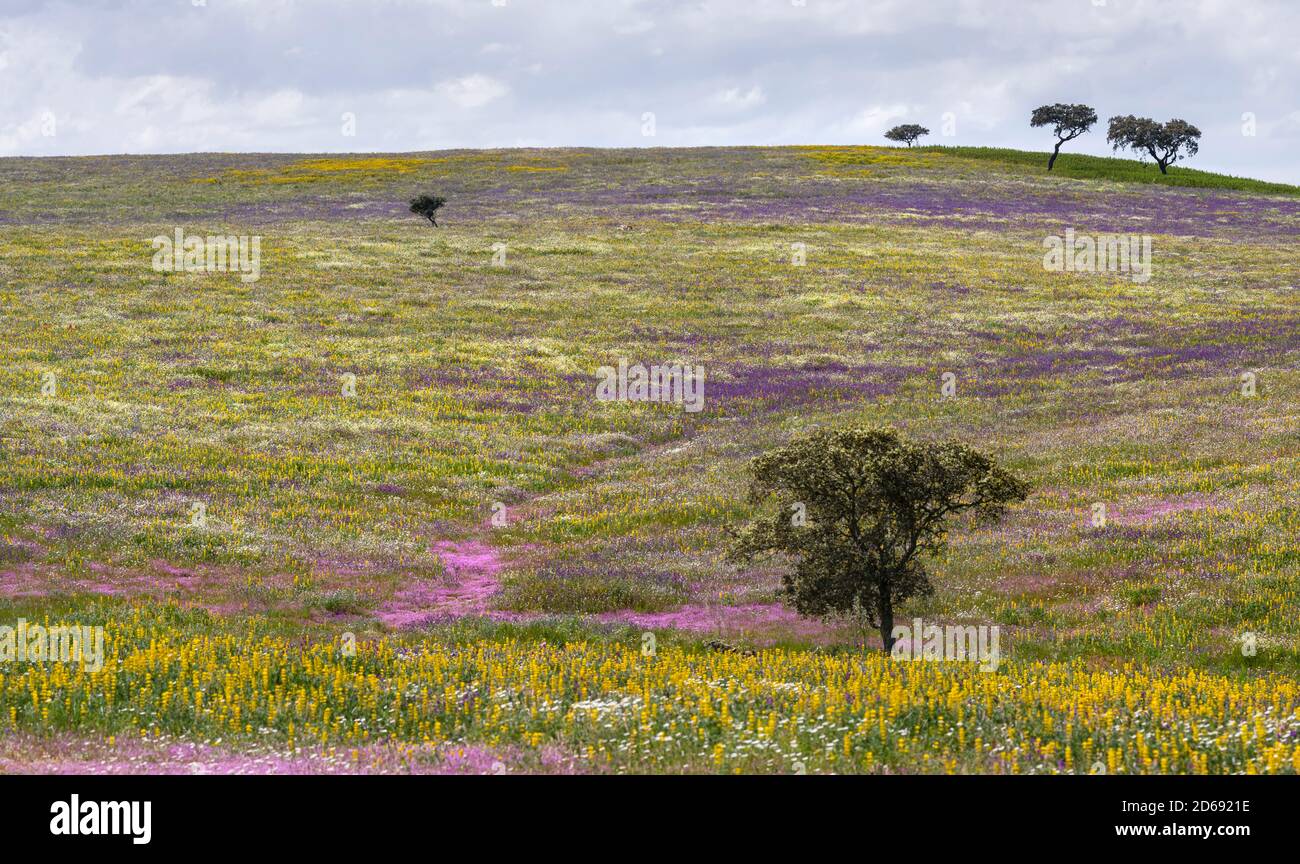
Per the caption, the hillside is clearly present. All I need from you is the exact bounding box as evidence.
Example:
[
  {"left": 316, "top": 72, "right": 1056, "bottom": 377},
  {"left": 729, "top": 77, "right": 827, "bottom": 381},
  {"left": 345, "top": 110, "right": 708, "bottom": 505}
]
[{"left": 1, "top": 147, "right": 1298, "bottom": 774}]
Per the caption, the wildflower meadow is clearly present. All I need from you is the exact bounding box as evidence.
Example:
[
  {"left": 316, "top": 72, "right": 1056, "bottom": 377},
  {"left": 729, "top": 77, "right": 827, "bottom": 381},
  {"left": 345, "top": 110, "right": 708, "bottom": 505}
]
[{"left": 2, "top": 144, "right": 1296, "bottom": 776}]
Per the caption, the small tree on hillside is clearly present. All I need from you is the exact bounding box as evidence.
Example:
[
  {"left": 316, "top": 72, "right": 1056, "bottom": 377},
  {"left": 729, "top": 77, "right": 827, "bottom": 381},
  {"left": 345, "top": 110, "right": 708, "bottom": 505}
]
[
  {"left": 884, "top": 124, "right": 930, "bottom": 148},
  {"left": 727, "top": 426, "right": 1029, "bottom": 653},
  {"left": 1030, "top": 103, "right": 1098, "bottom": 171},
  {"left": 409, "top": 194, "right": 447, "bottom": 227},
  {"left": 1106, "top": 116, "right": 1202, "bottom": 174}
]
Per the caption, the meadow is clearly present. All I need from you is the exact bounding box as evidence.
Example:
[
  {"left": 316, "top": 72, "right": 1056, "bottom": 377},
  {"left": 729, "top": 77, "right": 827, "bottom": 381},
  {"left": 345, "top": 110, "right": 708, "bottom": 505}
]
[{"left": 0, "top": 145, "right": 1297, "bottom": 773}]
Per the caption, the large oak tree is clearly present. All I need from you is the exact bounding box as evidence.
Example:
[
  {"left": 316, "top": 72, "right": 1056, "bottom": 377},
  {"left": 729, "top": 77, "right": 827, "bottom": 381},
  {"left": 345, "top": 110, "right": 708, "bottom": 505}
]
[
  {"left": 1030, "top": 103, "right": 1098, "bottom": 171},
  {"left": 728, "top": 426, "right": 1029, "bottom": 653},
  {"left": 1106, "top": 116, "right": 1202, "bottom": 174}
]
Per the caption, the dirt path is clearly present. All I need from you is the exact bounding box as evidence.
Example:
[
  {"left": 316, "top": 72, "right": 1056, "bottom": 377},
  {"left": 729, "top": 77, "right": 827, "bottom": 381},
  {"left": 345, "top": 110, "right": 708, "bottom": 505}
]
[
  {"left": 371, "top": 430, "right": 848, "bottom": 643},
  {"left": 376, "top": 540, "right": 509, "bottom": 626}
]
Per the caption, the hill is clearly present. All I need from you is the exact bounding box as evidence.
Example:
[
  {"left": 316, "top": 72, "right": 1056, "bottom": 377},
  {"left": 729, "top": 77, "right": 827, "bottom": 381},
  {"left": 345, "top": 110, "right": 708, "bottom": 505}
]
[{"left": 0, "top": 147, "right": 1297, "bottom": 773}]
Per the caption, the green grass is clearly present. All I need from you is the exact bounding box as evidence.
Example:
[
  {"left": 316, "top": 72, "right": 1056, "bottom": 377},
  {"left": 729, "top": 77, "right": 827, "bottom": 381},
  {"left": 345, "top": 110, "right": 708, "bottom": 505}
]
[
  {"left": 0, "top": 147, "right": 1297, "bottom": 772},
  {"left": 920, "top": 145, "right": 1300, "bottom": 194}
]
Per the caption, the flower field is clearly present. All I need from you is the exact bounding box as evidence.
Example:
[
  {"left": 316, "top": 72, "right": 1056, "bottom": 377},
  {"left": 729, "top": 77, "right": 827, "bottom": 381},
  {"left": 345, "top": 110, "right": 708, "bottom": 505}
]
[
  {"left": 1, "top": 146, "right": 1298, "bottom": 773},
  {"left": 3, "top": 603, "right": 1299, "bottom": 775}
]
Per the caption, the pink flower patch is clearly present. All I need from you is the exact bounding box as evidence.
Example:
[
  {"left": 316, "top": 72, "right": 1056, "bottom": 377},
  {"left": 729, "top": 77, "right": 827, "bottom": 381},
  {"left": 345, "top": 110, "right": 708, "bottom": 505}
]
[
  {"left": 1115, "top": 493, "right": 1218, "bottom": 526},
  {"left": 376, "top": 541, "right": 506, "bottom": 626},
  {"left": 596, "top": 602, "right": 844, "bottom": 644}
]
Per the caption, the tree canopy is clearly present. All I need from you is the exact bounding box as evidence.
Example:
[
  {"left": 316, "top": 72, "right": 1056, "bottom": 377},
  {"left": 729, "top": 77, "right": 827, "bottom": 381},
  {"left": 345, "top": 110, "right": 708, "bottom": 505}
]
[
  {"left": 884, "top": 124, "right": 931, "bottom": 147},
  {"left": 1106, "top": 116, "right": 1202, "bottom": 174},
  {"left": 409, "top": 194, "right": 447, "bottom": 227},
  {"left": 728, "top": 426, "right": 1029, "bottom": 653},
  {"left": 1030, "top": 103, "right": 1098, "bottom": 170}
]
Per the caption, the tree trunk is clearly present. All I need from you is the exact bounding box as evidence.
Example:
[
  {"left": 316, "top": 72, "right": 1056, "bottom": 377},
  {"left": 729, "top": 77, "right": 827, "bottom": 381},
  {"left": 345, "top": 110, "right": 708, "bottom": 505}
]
[
  {"left": 877, "top": 580, "right": 895, "bottom": 655},
  {"left": 1048, "top": 140, "right": 1063, "bottom": 171},
  {"left": 1157, "top": 160, "right": 1168, "bottom": 175}
]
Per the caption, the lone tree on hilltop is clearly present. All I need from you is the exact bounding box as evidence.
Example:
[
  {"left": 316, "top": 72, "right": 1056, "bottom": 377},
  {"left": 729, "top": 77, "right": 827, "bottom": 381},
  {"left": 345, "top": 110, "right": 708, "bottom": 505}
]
[
  {"left": 1030, "top": 103, "right": 1098, "bottom": 171},
  {"left": 727, "top": 426, "right": 1029, "bottom": 654},
  {"left": 884, "top": 124, "right": 930, "bottom": 147},
  {"left": 409, "top": 194, "right": 447, "bottom": 227},
  {"left": 1106, "top": 116, "right": 1202, "bottom": 174}
]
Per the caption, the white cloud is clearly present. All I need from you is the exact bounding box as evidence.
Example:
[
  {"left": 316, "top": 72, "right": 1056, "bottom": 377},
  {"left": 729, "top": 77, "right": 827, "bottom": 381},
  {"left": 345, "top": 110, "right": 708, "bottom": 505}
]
[
  {"left": 714, "top": 86, "right": 766, "bottom": 110},
  {"left": 0, "top": 0, "right": 1295, "bottom": 182},
  {"left": 841, "top": 104, "right": 914, "bottom": 137},
  {"left": 1275, "top": 111, "right": 1300, "bottom": 139},
  {"left": 613, "top": 19, "right": 655, "bottom": 36},
  {"left": 436, "top": 74, "right": 509, "bottom": 108}
]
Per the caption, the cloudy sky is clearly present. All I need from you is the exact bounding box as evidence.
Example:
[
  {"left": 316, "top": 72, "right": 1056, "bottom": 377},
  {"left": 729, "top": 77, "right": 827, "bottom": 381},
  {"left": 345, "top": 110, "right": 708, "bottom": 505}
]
[{"left": 2, "top": 0, "right": 1297, "bottom": 181}]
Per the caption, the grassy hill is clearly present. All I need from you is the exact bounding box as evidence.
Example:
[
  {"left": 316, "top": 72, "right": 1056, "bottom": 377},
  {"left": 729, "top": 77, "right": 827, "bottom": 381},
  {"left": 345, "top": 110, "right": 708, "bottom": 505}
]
[
  {"left": 0, "top": 147, "right": 1297, "bottom": 773},
  {"left": 919, "top": 145, "right": 1300, "bottom": 195}
]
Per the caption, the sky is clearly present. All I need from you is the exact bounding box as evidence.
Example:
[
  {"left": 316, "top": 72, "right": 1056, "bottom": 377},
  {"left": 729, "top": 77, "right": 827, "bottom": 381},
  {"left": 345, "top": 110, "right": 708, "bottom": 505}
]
[{"left": 1, "top": 0, "right": 1297, "bottom": 182}]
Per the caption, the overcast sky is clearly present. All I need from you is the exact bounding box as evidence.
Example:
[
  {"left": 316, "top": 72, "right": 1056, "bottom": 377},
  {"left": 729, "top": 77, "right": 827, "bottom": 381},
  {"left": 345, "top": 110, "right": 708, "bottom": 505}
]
[{"left": 2, "top": 0, "right": 1296, "bottom": 181}]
